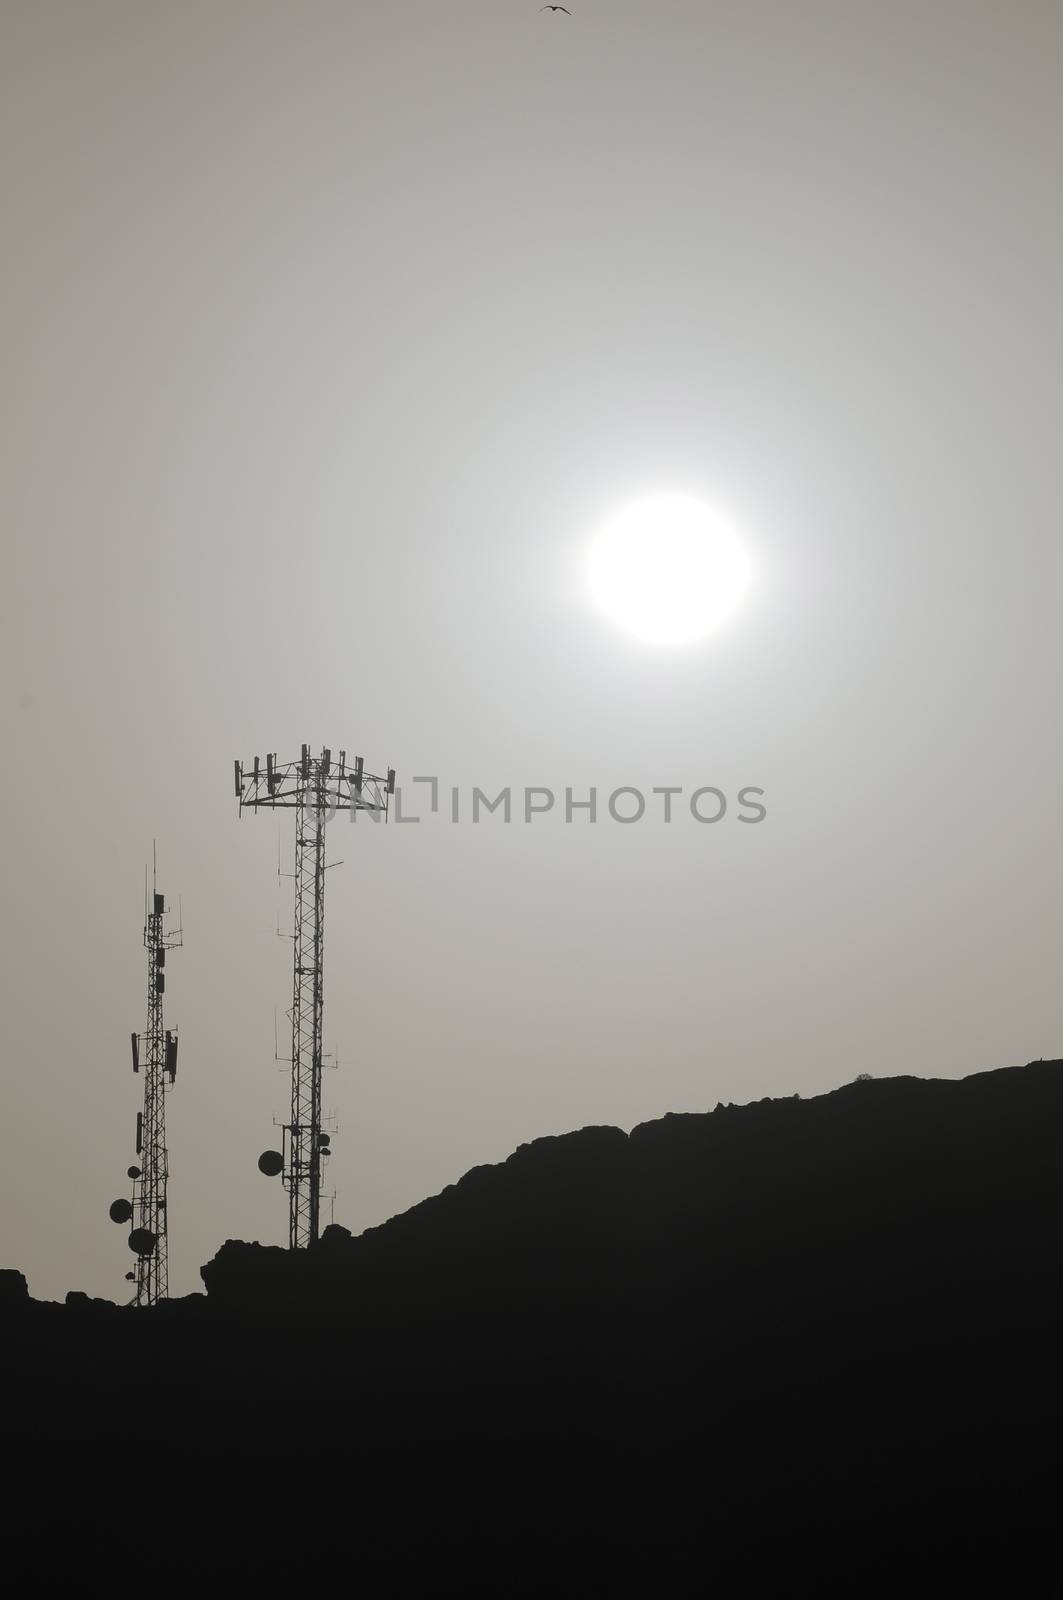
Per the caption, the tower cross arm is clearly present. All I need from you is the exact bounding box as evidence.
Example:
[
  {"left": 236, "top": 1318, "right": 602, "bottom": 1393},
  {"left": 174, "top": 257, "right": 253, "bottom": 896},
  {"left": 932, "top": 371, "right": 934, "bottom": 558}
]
[{"left": 235, "top": 751, "right": 395, "bottom": 814}]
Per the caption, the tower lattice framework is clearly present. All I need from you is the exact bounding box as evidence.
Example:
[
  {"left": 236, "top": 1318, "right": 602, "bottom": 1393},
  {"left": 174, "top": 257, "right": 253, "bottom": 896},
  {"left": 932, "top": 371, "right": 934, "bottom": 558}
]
[
  {"left": 109, "top": 863, "right": 181, "bottom": 1304},
  {"left": 236, "top": 745, "right": 393, "bottom": 1249}
]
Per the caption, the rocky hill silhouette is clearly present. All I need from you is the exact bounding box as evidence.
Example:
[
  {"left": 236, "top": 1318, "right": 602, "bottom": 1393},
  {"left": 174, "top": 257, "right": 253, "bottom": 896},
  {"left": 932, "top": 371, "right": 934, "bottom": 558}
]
[{"left": 6, "top": 1060, "right": 1063, "bottom": 1581}]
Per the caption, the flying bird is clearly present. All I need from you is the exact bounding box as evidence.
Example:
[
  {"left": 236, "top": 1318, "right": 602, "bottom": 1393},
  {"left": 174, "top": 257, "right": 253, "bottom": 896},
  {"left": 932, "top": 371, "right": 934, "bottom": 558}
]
[{"left": 540, "top": 5, "right": 572, "bottom": 13}]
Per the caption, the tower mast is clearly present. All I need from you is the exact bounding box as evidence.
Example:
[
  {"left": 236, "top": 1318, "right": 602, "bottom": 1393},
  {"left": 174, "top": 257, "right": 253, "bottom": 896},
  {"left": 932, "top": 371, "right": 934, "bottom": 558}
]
[
  {"left": 236, "top": 745, "right": 393, "bottom": 1248},
  {"left": 109, "top": 855, "right": 182, "bottom": 1304}
]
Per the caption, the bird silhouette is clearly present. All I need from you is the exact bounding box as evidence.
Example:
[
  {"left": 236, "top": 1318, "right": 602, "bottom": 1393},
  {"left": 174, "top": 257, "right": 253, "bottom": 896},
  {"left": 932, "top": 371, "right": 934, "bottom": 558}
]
[{"left": 540, "top": 5, "right": 572, "bottom": 13}]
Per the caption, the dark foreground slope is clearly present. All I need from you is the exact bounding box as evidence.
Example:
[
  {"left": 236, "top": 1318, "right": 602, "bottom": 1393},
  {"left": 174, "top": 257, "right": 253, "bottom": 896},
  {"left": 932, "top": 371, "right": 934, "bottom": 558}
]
[{"left": 6, "top": 1061, "right": 1063, "bottom": 1583}]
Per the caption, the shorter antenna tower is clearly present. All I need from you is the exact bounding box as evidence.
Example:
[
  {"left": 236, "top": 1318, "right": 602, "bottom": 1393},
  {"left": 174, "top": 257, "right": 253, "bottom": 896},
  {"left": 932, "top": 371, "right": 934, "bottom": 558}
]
[{"left": 108, "top": 856, "right": 182, "bottom": 1305}]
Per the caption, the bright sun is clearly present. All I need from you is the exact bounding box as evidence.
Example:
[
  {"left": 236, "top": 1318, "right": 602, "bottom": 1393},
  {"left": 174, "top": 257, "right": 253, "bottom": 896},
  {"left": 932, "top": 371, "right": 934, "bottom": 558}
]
[{"left": 589, "top": 494, "right": 750, "bottom": 646}]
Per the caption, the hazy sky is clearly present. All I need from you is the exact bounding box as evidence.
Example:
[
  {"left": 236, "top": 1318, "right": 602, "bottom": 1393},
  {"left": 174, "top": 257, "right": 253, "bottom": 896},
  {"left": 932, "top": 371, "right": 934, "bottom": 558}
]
[{"left": 3, "top": 1, "right": 1061, "bottom": 1301}]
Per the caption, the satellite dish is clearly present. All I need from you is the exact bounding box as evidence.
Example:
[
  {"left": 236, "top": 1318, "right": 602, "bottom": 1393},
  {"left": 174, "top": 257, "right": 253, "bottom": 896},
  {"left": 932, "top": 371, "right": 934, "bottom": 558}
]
[
  {"left": 127, "top": 1166, "right": 141, "bottom": 1180},
  {"left": 128, "top": 1228, "right": 157, "bottom": 1257},
  {"left": 318, "top": 1134, "right": 331, "bottom": 1148},
  {"left": 125, "top": 1272, "right": 136, "bottom": 1281},
  {"left": 258, "top": 1150, "right": 284, "bottom": 1177},
  {"left": 109, "top": 1198, "right": 133, "bottom": 1225}
]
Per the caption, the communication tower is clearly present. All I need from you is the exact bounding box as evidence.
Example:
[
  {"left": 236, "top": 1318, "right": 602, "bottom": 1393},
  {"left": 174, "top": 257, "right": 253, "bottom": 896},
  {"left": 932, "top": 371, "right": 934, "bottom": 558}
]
[
  {"left": 235, "top": 745, "right": 394, "bottom": 1248},
  {"left": 108, "top": 857, "right": 182, "bottom": 1304}
]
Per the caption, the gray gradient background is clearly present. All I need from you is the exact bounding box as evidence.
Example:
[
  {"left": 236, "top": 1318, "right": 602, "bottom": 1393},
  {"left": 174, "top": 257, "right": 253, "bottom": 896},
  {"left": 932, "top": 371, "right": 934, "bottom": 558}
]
[{"left": 2, "top": 1, "right": 1061, "bottom": 1301}]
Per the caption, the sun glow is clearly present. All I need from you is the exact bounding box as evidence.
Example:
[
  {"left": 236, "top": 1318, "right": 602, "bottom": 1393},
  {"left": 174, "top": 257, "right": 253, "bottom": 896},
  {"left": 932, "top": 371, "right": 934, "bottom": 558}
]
[{"left": 589, "top": 494, "right": 750, "bottom": 646}]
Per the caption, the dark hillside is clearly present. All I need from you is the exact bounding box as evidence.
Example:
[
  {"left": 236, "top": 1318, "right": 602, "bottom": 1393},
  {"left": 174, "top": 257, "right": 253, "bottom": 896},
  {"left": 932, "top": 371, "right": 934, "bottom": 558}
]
[{"left": 6, "top": 1060, "right": 1063, "bottom": 1582}]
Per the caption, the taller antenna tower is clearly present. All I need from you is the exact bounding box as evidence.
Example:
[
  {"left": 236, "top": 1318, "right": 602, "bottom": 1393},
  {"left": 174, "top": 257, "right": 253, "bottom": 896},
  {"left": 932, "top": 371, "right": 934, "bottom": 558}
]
[
  {"left": 108, "top": 854, "right": 182, "bottom": 1305},
  {"left": 236, "top": 745, "right": 394, "bottom": 1249}
]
